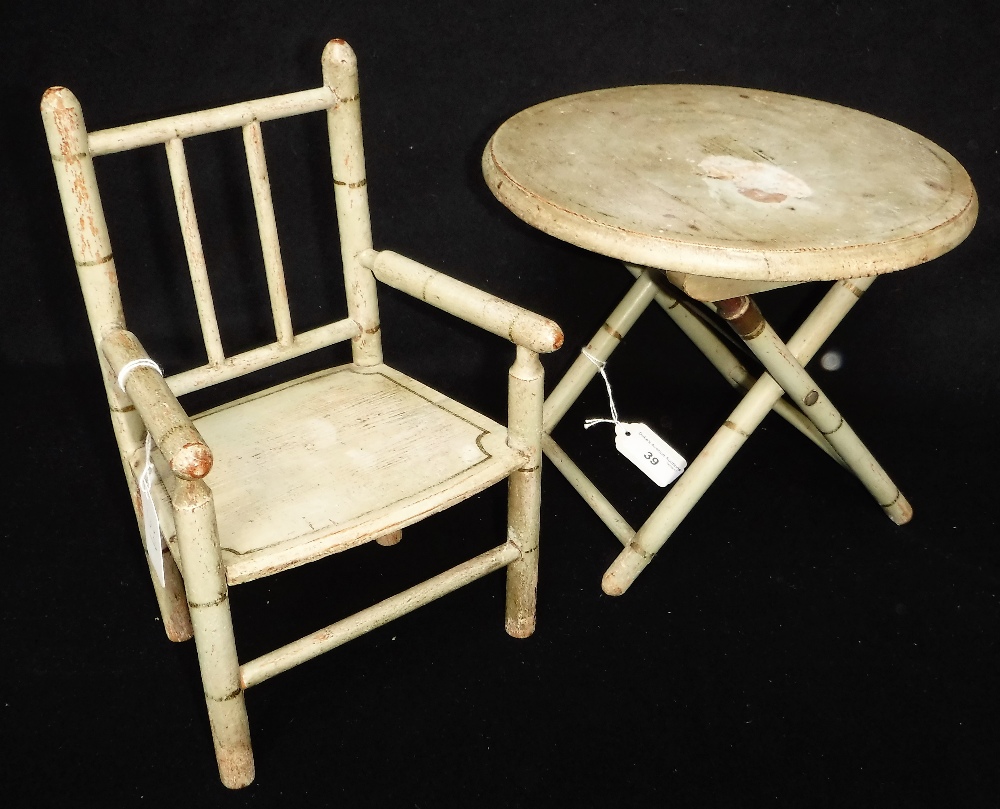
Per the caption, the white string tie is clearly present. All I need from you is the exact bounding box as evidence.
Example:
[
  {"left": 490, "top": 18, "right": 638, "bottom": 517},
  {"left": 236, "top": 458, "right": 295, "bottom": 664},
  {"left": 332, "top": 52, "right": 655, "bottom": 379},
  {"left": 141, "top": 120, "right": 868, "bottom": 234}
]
[
  {"left": 117, "top": 358, "right": 163, "bottom": 392},
  {"left": 581, "top": 349, "right": 620, "bottom": 430}
]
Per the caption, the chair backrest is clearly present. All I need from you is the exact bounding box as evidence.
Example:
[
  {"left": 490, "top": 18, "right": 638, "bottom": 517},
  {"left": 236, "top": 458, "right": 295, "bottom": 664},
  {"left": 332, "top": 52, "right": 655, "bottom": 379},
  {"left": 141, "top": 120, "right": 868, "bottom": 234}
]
[{"left": 41, "top": 39, "right": 383, "bottom": 404}]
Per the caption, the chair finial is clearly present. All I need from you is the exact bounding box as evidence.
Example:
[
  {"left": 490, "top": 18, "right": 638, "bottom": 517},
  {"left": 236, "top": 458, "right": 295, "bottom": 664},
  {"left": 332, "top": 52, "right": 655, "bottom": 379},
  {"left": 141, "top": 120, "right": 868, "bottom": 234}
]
[{"left": 322, "top": 39, "right": 359, "bottom": 99}]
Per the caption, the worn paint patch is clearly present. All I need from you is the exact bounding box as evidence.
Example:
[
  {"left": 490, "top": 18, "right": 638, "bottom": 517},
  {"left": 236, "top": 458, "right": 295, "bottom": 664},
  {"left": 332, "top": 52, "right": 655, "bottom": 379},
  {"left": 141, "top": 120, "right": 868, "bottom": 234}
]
[{"left": 699, "top": 155, "right": 812, "bottom": 203}]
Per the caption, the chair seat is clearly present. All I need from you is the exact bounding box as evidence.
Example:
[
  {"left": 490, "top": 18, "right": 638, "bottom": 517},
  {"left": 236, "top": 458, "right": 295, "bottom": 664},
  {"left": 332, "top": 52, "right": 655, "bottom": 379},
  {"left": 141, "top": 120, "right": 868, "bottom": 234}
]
[{"left": 169, "top": 364, "right": 524, "bottom": 585}]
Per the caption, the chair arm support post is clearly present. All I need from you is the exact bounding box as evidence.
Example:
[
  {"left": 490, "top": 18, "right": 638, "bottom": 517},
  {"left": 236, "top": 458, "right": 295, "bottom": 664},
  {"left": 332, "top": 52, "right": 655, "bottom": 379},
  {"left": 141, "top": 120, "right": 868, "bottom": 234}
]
[
  {"left": 506, "top": 347, "right": 545, "bottom": 461},
  {"left": 359, "top": 249, "right": 563, "bottom": 354},
  {"left": 101, "top": 329, "right": 213, "bottom": 480}
]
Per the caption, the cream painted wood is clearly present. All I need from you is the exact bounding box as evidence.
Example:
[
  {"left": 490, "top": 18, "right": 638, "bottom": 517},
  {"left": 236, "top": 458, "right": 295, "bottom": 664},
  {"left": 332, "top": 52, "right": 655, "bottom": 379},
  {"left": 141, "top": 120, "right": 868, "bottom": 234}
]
[
  {"left": 541, "top": 433, "right": 636, "bottom": 547},
  {"left": 191, "top": 364, "right": 527, "bottom": 584},
  {"left": 40, "top": 84, "right": 177, "bottom": 638},
  {"left": 87, "top": 87, "right": 335, "bottom": 155},
  {"left": 542, "top": 268, "right": 660, "bottom": 434},
  {"left": 602, "top": 277, "right": 889, "bottom": 595},
  {"left": 243, "top": 120, "right": 294, "bottom": 347},
  {"left": 663, "top": 270, "right": 794, "bottom": 303},
  {"left": 43, "top": 39, "right": 562, "bottom": 788},
  {"left": 720, "top": 296, "right": 909, "bottom": 522},
  {"left": 122, "top": 451, "right": 193, "bottom": 642},
  {"left": 623, "top": 264, "right": 845, "bottom": 464},
  {"left": 102, "top": 329, "right": 213, "bottom": 480},
  {"left": 240, "top": 541, "right": 521, "bottom": 689},
  {"left": 164, "top": 317, "right": 361, "bottom": 396},
  {"left": 538, "top": 262, "right": 842, "bottom": 555},
  {"left": 484, "top": 85, "right": 977, "bottom": 281},
  {"left": 173, "top": 478, "right": 254, "bottom": 789},
  {"left": 361, "top": 250, "right": 563, "bottom": 355},
  {"left": 325, "top": 44, "right": 382, "bottom": 368},
  {"left": 166, "top": 136, "right": 226, "bottom": 367},
  {"left": 485, "top": 85, "right": 976, "bottom": 596},
  {"left": 541, "top": 266, "right": 840, "bottom": 461}
]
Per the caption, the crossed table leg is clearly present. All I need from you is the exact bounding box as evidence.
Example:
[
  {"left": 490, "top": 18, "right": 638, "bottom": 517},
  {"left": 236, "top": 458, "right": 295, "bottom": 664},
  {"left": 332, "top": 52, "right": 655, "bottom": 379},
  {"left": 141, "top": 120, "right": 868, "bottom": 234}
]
[{"left": 542, "top": 265, "right": 912, "bottom": 596}]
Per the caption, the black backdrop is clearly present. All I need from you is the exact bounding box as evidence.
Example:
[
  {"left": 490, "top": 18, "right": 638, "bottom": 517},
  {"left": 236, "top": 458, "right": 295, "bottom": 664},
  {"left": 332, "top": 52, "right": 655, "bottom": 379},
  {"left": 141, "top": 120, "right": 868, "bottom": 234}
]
[{"left": 4, "top": 2, "right": 998, "bottom": 805}]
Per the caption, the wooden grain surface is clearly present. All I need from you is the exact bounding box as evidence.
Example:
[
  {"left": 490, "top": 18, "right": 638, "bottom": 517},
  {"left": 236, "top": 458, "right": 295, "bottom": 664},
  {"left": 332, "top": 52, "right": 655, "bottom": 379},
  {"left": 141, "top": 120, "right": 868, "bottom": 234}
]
[
  {"left": 191, "top": 364, "right": 524, "bottom": 584},
  {"left": 484, "top": 84, "right": 977, "bottom": 281}
]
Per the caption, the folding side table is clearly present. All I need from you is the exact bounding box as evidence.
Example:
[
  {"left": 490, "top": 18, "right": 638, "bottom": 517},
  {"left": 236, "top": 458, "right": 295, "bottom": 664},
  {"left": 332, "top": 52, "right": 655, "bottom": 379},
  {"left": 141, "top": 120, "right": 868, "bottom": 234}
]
[{"left": 483, "top": 85, "right": 977, "bottom": 595}]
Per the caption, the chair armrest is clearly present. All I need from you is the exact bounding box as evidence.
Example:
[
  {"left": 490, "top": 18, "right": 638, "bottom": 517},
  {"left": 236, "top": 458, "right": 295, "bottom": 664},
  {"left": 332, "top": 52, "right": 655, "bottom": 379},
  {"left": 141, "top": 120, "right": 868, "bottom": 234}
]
[
  {"left": 359, "top": 249, "right": 563, "bottom": 354},
  {"left": 101, "top": 329, "right": 213, "bottom": 480}
]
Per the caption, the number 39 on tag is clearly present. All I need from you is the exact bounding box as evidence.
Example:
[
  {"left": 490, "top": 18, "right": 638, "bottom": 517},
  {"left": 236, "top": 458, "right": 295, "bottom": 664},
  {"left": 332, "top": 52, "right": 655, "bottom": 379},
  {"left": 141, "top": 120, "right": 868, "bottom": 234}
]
[{"left": 614, "top": 422, "right": 686, "bottom": 487}]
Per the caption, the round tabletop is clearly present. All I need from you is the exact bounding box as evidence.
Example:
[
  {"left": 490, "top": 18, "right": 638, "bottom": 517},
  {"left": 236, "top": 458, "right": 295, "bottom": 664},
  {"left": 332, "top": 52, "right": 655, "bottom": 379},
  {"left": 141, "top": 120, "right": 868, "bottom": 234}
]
[{"left": 483, "top": 85, "right": 977, "bottom": 282}]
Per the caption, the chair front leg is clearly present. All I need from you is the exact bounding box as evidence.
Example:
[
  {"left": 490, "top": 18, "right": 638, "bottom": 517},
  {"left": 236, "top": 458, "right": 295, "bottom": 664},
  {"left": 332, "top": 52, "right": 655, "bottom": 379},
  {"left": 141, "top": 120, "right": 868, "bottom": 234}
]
[
  {"left": 173, "top": 479, "right": 254, "bottom": 789},
  {"left": 505, "top": 347, "right": 544, "bottom": 638}
]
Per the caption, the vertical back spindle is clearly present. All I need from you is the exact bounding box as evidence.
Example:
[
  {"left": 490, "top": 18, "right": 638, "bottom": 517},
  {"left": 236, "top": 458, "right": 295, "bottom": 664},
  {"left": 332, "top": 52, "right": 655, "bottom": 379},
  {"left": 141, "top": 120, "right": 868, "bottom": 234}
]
[
  {"left": 243, "top": 121, "right": 294, "bottom": 346},
  {"left": 165, "top": 136, "right": 226, "bottom": 366}
]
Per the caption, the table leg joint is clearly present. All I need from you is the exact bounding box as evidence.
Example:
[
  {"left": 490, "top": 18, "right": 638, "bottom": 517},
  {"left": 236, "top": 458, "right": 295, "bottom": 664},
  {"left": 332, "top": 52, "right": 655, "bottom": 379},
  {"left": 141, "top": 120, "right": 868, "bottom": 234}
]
[{"left": 716, "top": 295, "right": 766, "bottom": 340}]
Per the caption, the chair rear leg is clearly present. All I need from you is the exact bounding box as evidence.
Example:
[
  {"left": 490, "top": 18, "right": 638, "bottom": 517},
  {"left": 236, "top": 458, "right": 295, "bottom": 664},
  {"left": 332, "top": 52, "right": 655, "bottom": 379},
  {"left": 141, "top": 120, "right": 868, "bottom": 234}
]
[
  {"left": 125, "top": 462, "right": 194, "bottom": 642},
  {"left": 149, "top": 546, "right": 193, "bottom": 642},
  {"left": 375, "top": 529, "right": 403, "bottom": 546},
  {"left": 173, "top": 479, "right": 254, "bottom": 789}
]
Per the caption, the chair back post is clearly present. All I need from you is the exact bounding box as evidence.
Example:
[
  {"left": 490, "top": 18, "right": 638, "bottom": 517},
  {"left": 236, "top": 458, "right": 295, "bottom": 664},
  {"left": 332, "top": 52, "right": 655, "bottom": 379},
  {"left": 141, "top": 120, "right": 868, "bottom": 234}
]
[
  {"left": 322, "top": 39, "right": 383, "bottom": 367},
  {"left": 41, "top": 87, "right": 146, "bottom": 459}
]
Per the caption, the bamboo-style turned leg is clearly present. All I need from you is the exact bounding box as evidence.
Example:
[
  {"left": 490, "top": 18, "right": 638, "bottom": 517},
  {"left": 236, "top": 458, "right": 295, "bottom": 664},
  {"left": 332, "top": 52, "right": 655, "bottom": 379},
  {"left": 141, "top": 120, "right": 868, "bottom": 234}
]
[
  {"left": 624, "top": 264, "right": 844, "bottom": 465},
  {"left": 717, "top": 294, "right": 912, "bottom": 524},
  {"left": 603, "top": 277, "right": 891, "bottom": 596},
  {"left": 505, "top": 346, "right": 544, "bottom": 638},
  {"left": 542, "top": 433, "right": 636, "bottom": 546},
  {"left": 121, "top": 440, "right": 193, "bottom": 642},
  {"left": 173, "top": 480, "right": 254, "bottom": 789},
  {"left": 543, "top": 270, "right": 660, "bottom": 433},
  {"left": 151, "top": 546, "right": 194, "bottom": 642},
  {"left": 537, "top": 271, "right": 657, "bottom": 546}
]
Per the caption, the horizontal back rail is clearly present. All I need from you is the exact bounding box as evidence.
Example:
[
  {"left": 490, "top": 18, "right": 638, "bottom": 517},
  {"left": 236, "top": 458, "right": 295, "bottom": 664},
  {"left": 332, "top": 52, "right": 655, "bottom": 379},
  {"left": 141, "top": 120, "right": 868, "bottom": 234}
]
[
  {"left": 88, "top": 87, "right": 335, "bottom": 155},
  {"left": 166, "top": 317, "right": 361, "bottom": 396}
]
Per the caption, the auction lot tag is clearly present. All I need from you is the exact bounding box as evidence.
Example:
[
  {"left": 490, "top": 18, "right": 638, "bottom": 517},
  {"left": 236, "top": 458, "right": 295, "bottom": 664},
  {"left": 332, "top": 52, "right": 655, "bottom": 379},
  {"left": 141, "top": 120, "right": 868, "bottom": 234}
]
[{"left": 614, "top": 422, "right": 686, "bottom": 487}]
